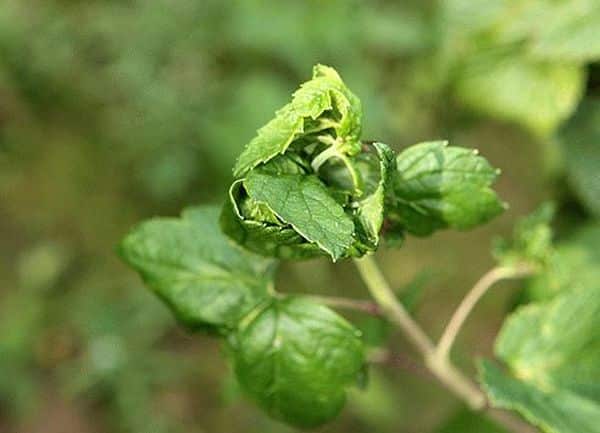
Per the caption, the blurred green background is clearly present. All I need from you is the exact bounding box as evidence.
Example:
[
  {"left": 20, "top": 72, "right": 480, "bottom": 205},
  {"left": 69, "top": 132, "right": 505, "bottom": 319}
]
[{"left": 1, "top": 1, "right": 599, "bottom": 432}]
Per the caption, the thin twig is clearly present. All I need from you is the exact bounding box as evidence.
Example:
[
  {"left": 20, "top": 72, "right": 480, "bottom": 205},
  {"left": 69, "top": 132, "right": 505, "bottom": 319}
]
[
  {"left": 436, "top": 264, "right": 537, "bottom": 360},
  {"left": 355, "top": 256, "right": 539, "bottom": 433},
  {"left": 368, "top": 348, "right": 433, "bottom": 381},
  {"left": 354, "top": 256, "right": 435, "bottom": 356},
  {"left": 302, "top": 294, "right": 382, "bottom": 316},
  {"left": 354, "top": 256, "right": 486, "bottom": 410}
]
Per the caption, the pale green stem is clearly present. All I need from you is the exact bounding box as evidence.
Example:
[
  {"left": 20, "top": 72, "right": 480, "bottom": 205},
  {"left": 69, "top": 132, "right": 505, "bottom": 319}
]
[
  {"left": 302, "top": 294, "right": 381, "bottom": 316},
  {"left": 311, "top": 145, "right": 339, "bottom": 172},
  {"left": 354, "top": 255, "right": 486, "bottom": 410},
  {"left": 436, "top": 264, "right": 537, "bottom": 361}
]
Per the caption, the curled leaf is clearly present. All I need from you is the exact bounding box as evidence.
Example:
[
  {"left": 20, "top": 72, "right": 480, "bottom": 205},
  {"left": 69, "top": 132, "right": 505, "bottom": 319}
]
[{"left": 222, "top": 65, "right": 396, "bottom": 260}]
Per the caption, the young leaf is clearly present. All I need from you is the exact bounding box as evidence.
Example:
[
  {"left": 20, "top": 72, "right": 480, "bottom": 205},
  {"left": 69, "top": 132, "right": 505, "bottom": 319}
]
[
  {"left": 493, "top": 202, "right": 555, "bottom": 267},
  {"left": 480, "top": 286, "right": 600, "bottom": 433},
  {"left": 233, "top": 64, "right": 362, "bottom": 177},
  {"left": 228, "top": 297, "right": 365, "bottom": 428},
  {"left": 525, "top": 223, "right": 600, "bottom": 303},
  {"left": 119, "top": 206, "right": 277, "bottom": 333},
  {"left": 353, "top": 142, "right": 396, "bottom": 252},
  {"left": 387, "top": 141, "right": 505, "bottom": 237}
]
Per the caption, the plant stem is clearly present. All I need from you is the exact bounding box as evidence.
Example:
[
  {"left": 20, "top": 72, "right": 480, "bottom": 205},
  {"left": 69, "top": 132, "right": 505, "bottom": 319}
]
[
  {"left": 435, "top": 264, "right": 536, "bottom": 361},
  {"left": 354, "top": 256, "right": 539, "bottom": 432},
  {"left": 302, "top": 294, "right": 381, "bottom": 316},
  {"left": 354, "top": 255, "right": 486, "bottom": 410},
  {"left": 354, "top": 255, "right": 434, "bottom": 356}
]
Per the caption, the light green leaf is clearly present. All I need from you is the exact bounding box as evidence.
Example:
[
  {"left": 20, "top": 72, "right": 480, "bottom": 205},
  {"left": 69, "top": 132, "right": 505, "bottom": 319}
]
[
  {"left": 525, "top": 223, "right": 600, "bottom": 302},
  {"left": 119, "top": 205, "right": 276, "bottom": 333},
  {"left": 228, "top": 297, "right": 364, "bottom": 428},
  {"left": 511, "top": 0, "right": 600, "bottom": 62},
  {"left": 560, "top": 99, "right": 600, "bottom": 217},
  {"left": 353, "top": 142, "right": 396, "bottom": 251},
  {"left": 494, "top": 202, "right": 555, "bottom": 267},
  {"left": 453, "top": 51, "right": 585, "bottom": 136},
  {"left": 233, "top": 64, "right": 361, "bottom": 177},
  {"left": 244, "top": 171, "right": 355, "bottom": 261},
  {"left": 480, "top": 286, "right": 600, "bottom": 433},
  {"left": 388, "top": 141, "right": 504, "bottom": 236}
]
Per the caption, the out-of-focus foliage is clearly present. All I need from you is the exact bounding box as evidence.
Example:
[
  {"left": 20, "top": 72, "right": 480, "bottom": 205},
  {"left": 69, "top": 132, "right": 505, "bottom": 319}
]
[
  {"left": 560, "top": 99, "right": 600, "bottom": 217},
  {"left": 525, "top": 223, "right": 600, "bottom": 302},
  {"left": 494, "top": 202, "right": 555, "bottom": 267},
  {"left": 0, "top": 0, "right": 599, "bottom": 432},
  {"left": 481, "top": 286, "right": 600, "bottom": 433},
  {"left": 435, "top": 408, "right": 508, "bottom": 433}
]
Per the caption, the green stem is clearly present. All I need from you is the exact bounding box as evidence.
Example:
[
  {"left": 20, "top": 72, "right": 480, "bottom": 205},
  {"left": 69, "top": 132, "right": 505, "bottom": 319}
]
[
  {"left": 435, "top": 264, "right": 537, "bottom": 361},
  {"left": 354, "top": 255, "right": 434, "bottom": 355},
  {"left": 302, "top": 294, "right": 381, "bottom": 316},
  {"left": 354, "top": 255, "right": 486, "bottom": 410}
]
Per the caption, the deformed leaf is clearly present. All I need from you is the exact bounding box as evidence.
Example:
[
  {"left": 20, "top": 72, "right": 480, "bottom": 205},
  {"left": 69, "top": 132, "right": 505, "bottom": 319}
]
[
  {"left": 480, "top": 285, "right": 600, "bottom": 433},
  {"left": 227, "top": 296, "right": 365, "bottom": 428},
  {"left": 119, "top": 205, "right": 276, "bottom": 333},
  {"left": 220, "top": 179, "right": 325, "bottom": 260},
  {"left": 388, "top": 141, "right": 505, "bottom": 237},
  {"left": 222, "top": 142, "right": 396, "bottom": 260},
  {"left": 243, "top": 171, "right": 355, "bottom": 261},
  {"left": 353, "top": 142, "right": 396, "bottom": 252},
  {"left": 233, "top": 64, "right": 362, "bottom": 177}
]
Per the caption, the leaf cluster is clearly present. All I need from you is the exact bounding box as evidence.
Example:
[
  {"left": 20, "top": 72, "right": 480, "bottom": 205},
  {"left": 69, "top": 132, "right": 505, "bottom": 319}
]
[{"left": 120, "top": 65, "right": 507, "bottom": 427}]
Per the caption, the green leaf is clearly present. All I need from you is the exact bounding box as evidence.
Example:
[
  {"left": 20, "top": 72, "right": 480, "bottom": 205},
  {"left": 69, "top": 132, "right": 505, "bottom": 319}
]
[
  {"left": 233, "top": 64, "right": 361, "bottom": 177},
  {"left": 243, "top": 171, "right": 355, "bottom": 261},
  {"left": 480, "top": 286, "right": 600, "bottom": 433},
  {"left": 119, "top": 205, "right": 277, "bottom": 333},
  {"left": 509, "top": 0, "right": 600, "bottom": 62},
  {"left": 560, "top": 99, "right": 600, "bottom": 217},
  {"left": 388, "top": 141, "right": 505, "bottom": 237},
  {"left": 227, "top": 296, "right": 364, "bottom": 428},
  {"left": 220, "top": 179, "right": 325, "bottom": 260},
  {"left": 353, "top": 142, "right": 396, "bottom": 251},
  {"left": 494, "top": 202, "right": 555, "bottom": 267},
  {"left": 453, "top": 51, "right": 585, "bottom": 136},
  {"left": 525, "top": 223, "right": 600, "bottom": 302}
]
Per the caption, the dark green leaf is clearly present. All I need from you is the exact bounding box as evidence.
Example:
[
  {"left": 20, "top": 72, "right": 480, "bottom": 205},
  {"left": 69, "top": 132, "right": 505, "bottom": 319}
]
[
  {"left": 481, "top": 286, "right": 600, "bottom": 433},
  {"left": 228, "top": 297, "right": 365, "bottom": 428},
  {"left": 119, "top": 205, "right": 276, "bottom": 333},
  {"left": 243, "top": 172, "right": 355, "bottom": 261},
  {"left": 388, "top": 141, "right": 505, "bottom": 237}
]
